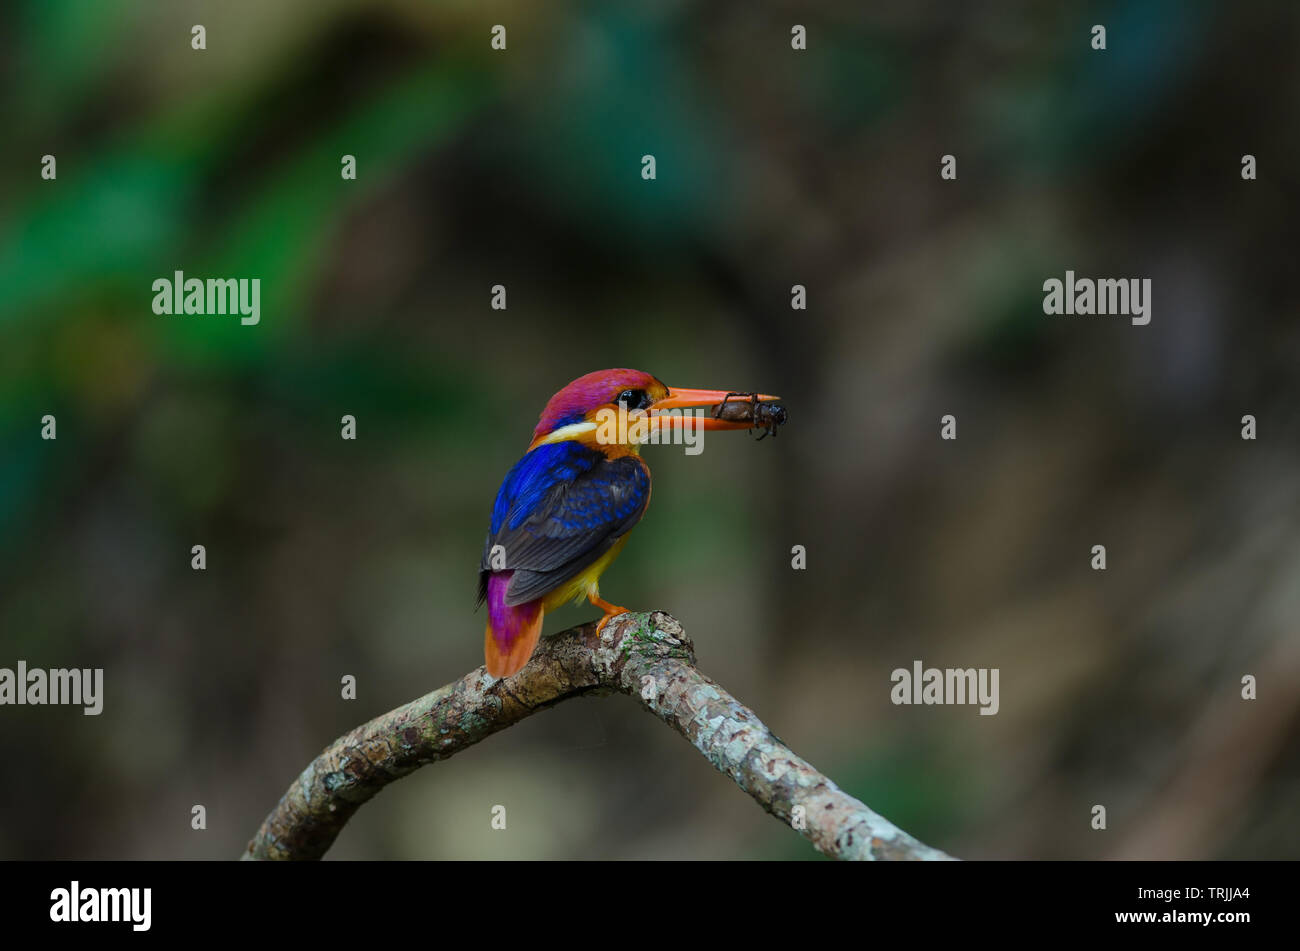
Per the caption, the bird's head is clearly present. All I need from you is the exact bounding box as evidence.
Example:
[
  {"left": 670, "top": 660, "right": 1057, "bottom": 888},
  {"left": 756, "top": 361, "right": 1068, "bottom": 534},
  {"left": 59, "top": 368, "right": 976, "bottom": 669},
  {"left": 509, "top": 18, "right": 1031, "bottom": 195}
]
[{"left": 526, "top": 368, "right": 777, "bottom": 452}]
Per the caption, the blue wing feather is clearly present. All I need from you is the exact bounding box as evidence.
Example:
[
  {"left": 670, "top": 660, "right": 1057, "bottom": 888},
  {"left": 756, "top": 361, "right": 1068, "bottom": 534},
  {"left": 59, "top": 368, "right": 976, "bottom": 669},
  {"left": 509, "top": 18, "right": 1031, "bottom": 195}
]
[{"left": 480, "top": 442, "right": 650, "bottom": 606}]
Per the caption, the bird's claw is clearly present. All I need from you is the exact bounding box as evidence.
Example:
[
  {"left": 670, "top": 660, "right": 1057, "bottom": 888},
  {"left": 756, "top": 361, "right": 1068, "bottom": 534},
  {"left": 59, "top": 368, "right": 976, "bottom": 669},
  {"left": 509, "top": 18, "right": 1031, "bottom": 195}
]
[{"left": 589, "top": 594, "right": 630, "bottom": 637}]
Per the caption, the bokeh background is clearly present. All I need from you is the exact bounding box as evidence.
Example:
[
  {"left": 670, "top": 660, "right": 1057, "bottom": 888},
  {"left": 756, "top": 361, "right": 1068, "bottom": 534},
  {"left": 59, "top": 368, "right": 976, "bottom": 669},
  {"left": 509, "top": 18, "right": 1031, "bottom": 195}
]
[{"left": 2, "top": 0, "right": 1298, "bottom": 860}]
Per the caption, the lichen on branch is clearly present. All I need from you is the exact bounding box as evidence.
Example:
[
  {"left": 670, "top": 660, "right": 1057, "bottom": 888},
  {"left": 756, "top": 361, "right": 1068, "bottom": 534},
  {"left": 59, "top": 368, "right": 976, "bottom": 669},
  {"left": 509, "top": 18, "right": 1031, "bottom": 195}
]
[{"left": 244, "top": 612, "right": 953, "bottom": 861}]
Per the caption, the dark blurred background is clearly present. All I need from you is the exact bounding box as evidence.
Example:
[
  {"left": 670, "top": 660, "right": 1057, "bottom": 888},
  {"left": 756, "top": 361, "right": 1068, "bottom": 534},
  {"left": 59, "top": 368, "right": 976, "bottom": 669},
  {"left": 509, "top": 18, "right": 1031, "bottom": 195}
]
[{"left": 2, "top": 0, "right": 1298, "bottom": 860}]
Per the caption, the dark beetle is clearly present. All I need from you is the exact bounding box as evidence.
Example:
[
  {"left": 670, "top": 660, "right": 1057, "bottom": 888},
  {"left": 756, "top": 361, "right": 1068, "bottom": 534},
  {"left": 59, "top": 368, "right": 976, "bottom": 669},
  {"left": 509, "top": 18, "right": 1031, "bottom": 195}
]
[{"left": 712, "top": 392, "right": 788, "bottom": 440}]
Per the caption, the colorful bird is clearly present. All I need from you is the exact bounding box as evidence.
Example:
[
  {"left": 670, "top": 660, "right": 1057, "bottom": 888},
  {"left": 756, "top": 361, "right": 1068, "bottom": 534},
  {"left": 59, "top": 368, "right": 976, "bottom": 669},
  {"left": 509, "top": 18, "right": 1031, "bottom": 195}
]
[{"left": 478, "top": 368, "right": 779, "bottom": 677}]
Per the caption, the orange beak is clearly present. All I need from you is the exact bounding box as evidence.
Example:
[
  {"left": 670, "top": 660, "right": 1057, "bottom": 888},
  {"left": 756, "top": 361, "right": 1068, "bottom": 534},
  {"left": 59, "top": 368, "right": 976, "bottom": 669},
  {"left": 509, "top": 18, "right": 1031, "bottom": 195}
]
[{"left": 649, "top": 387, "right": 781, "bottom": 431}]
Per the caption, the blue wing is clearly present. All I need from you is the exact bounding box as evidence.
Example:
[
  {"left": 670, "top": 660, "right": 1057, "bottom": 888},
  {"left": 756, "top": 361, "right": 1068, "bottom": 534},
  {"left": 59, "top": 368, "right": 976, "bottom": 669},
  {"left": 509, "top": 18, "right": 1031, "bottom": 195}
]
[{"left": 478, "top": 441, "right": 650, "bottom": 607}]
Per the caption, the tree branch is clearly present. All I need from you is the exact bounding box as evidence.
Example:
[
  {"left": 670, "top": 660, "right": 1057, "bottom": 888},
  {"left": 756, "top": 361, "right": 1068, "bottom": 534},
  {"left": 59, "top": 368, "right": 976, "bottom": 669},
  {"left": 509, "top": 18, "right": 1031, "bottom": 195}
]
[{"left": 243, "top": 611, "right": 954, "bottom": 861}]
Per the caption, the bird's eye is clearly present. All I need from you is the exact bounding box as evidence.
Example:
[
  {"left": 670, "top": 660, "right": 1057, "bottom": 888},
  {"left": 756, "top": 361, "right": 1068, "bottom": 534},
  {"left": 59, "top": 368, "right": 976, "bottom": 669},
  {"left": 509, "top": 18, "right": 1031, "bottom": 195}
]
[{"left": 616, "top": 388, "right": 649, "bottom": 410}]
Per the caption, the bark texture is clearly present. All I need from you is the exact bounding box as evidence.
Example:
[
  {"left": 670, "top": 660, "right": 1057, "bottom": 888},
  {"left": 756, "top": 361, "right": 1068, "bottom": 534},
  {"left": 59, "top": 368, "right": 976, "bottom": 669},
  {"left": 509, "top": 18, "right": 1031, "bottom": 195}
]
[{"left": 244, "top": 611, "right": 953, "bottom": 861}]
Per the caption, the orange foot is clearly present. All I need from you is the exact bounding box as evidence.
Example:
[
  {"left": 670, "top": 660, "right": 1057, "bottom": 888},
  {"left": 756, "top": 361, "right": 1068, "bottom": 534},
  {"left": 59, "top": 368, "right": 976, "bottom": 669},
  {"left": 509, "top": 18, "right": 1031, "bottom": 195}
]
[{"left": 588, "top": 592, "right": 630, "bottom": 635}]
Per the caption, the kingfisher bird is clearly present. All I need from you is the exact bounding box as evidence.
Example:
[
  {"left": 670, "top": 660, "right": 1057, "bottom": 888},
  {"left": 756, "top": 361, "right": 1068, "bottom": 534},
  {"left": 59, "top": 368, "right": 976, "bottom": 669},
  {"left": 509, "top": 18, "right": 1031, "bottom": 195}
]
[{"left": 478, "top": 368, "right": 778, "bottom": 677}]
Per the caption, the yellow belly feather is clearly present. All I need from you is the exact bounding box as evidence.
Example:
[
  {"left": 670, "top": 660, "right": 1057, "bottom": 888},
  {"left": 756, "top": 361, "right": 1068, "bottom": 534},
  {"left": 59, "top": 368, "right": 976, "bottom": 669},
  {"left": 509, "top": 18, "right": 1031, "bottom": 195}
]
[{"left": 541, "top": 534, "right": 632, "bottom": 612}]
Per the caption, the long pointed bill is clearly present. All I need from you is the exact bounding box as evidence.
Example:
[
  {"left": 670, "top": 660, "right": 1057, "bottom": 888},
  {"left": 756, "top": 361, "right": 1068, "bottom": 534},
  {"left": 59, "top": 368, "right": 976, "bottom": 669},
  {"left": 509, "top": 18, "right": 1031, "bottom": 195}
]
[{"left": 649, "top": 386, "right": 781, "bottom": 431}]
